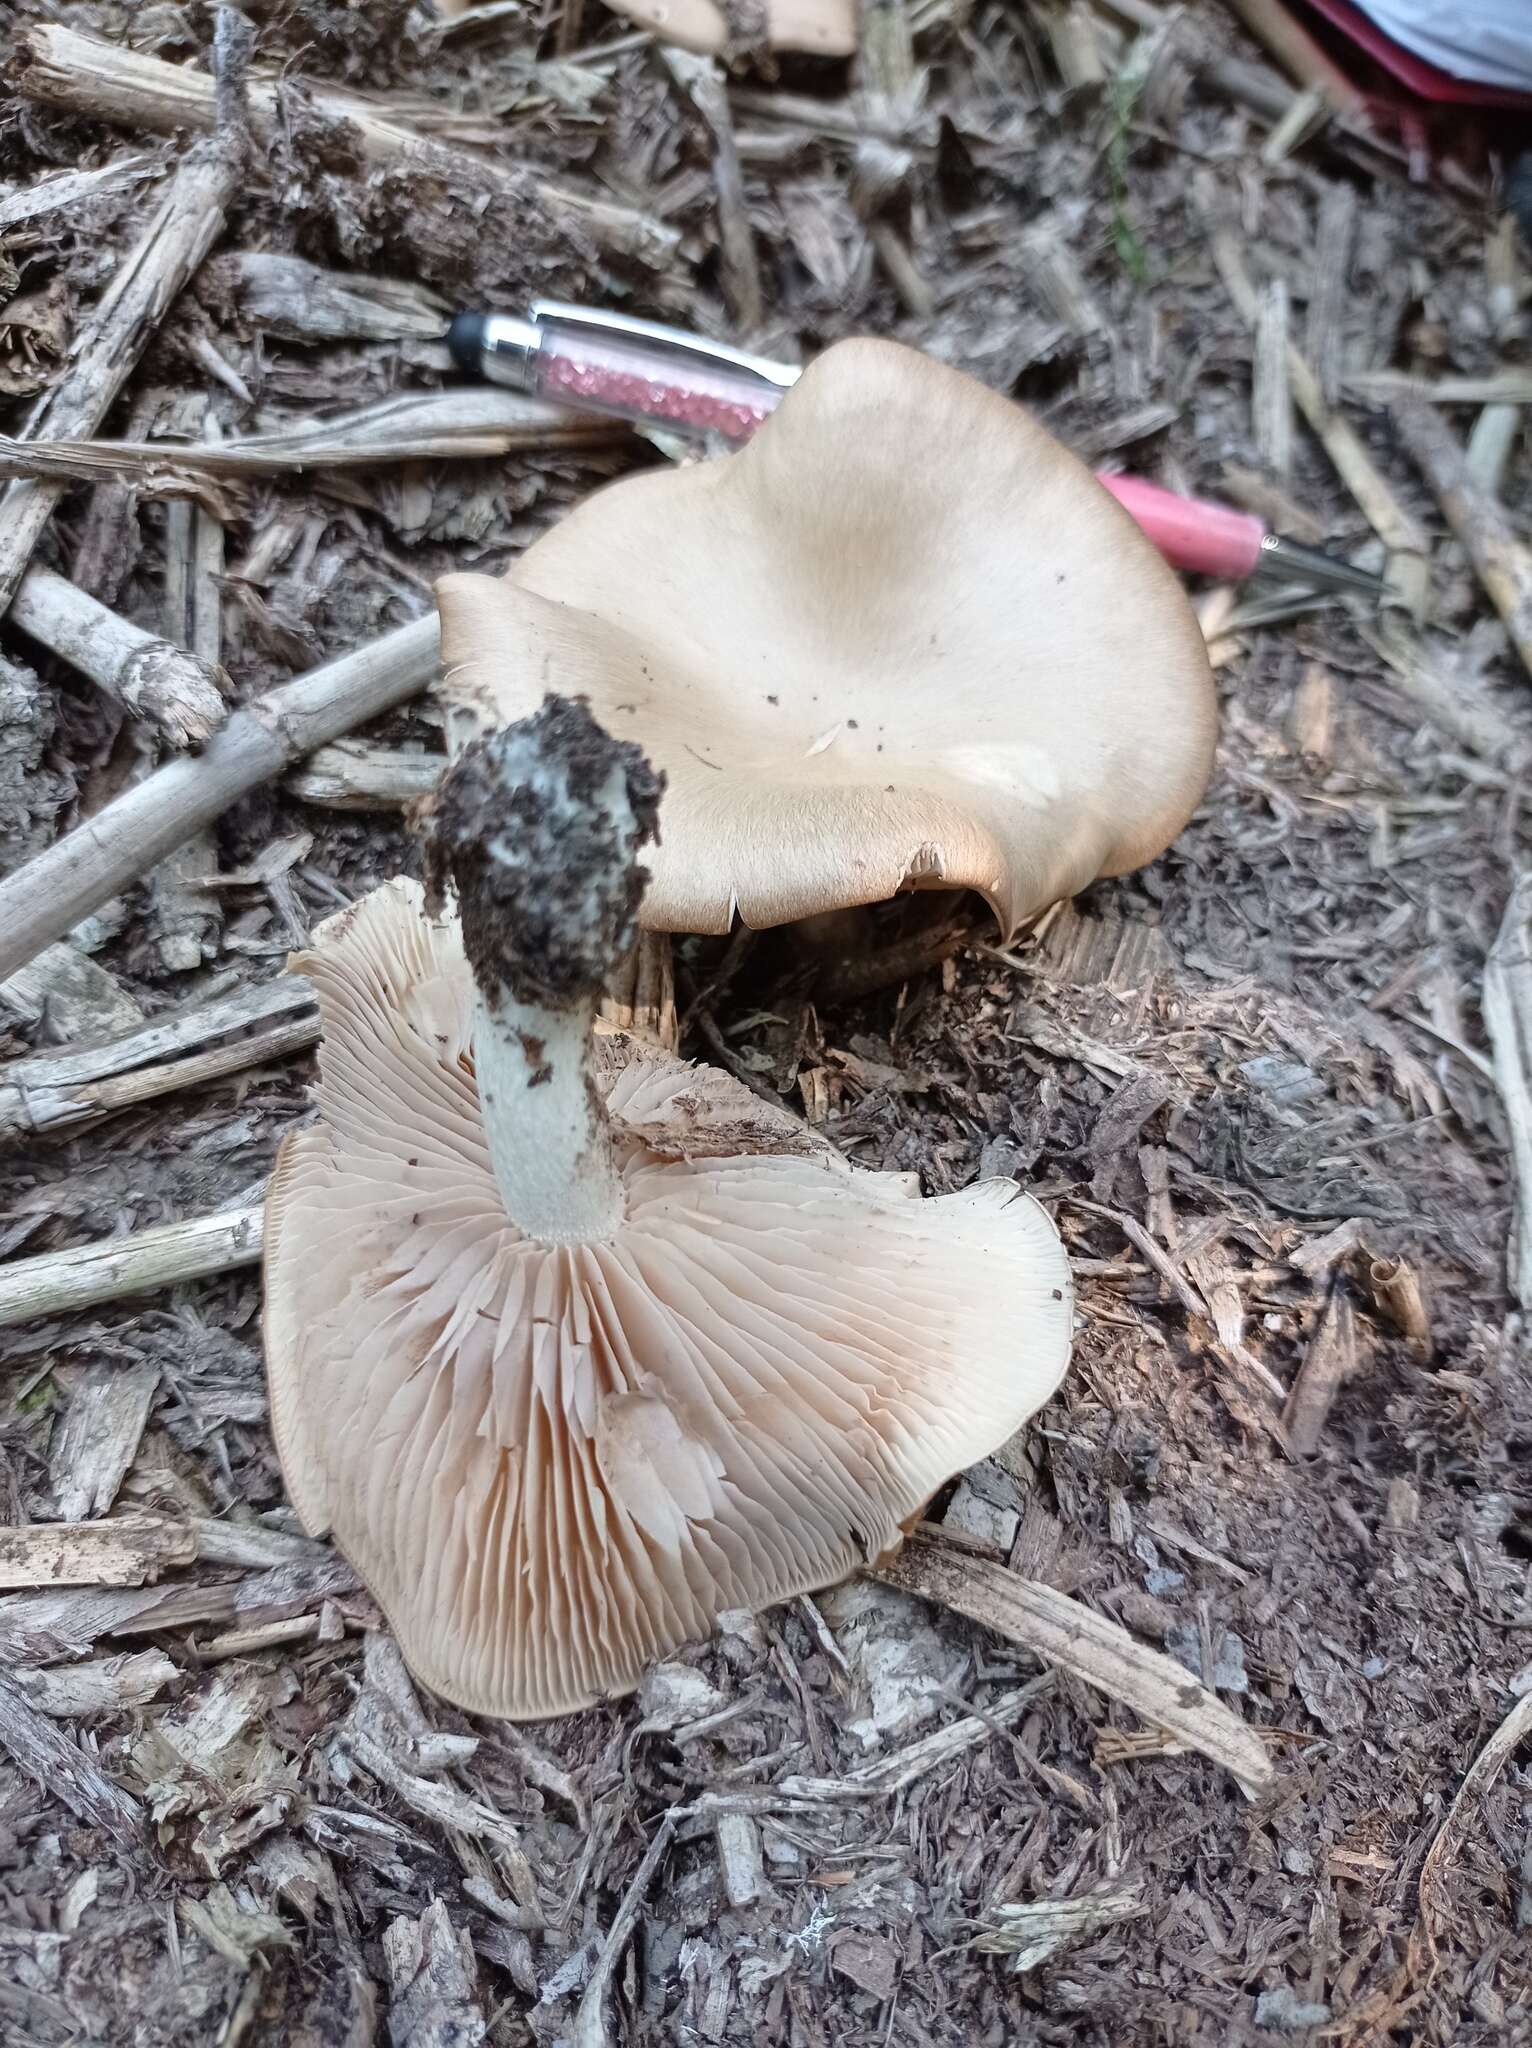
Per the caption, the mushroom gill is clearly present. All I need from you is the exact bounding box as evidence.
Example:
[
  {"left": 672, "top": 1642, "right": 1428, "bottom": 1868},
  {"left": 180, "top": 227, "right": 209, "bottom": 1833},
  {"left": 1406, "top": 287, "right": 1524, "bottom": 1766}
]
[{"left": 264, "top": 698, "right": 1072, "bottom": 1720}]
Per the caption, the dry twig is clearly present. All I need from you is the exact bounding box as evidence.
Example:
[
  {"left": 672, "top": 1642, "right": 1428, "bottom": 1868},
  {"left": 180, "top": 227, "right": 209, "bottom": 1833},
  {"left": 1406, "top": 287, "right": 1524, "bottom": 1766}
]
[
  {"left": 13, "top": 25, "right": 680, "bottom": 271},
  {"left": 873, "top": 1532, "right": 1274, "bottom": 1798},
  {"left": 0, "top": 979, "right": 319, "bottom": 1143},
  {"left": 0, "top": 135, "right": 242, "bottom": 613},
  {"left": 1281, "top": 1285, "right": 1357, "bottom": 1455},
  {"left": 1394, "top": 396, "right": 1532, "bottom": 684},
  {"left": 9, "top": 567, "right": 226, "bottom": 749},
  {"left": 1415, "top": 1689, "right": 1532, "bottom": 1960},
  {"left": 0, "top": 613, "right": 440, "bottom": 983},
  {"left": 0, "top": 389, "right": 618, "bottom": 490},
  {"left": 1482, "top": 874, "right": 1532, "bottom": 1308},
  {"left": 572, "top": 1811, "right": 679, "bottom": 2048},
  {"left": 0, "top": 1204, "right": 263, "bottom": 1330}
]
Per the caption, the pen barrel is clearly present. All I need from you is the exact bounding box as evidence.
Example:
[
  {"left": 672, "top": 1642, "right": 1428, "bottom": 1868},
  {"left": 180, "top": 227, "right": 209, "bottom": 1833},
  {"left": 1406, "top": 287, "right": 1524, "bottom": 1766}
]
[
  {"left": 529, "top": 319, "right": 786, "bottom": 442},
  {"left": 1094, "top": 473, "right": 1265, "bottom": 581}
]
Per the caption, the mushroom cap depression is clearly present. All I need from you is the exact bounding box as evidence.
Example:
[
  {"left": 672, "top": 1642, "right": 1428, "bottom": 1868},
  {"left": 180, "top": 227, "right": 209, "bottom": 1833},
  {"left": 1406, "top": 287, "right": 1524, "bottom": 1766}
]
[
  {"left": 437, "top": 337, "right": 1216, "bottom": 942},
  {"left": 598, "top": 0, "right": 856, "bottom": 57},
  {"left": 264, "top": 881, "right": 1073, "bottom": 1720}
]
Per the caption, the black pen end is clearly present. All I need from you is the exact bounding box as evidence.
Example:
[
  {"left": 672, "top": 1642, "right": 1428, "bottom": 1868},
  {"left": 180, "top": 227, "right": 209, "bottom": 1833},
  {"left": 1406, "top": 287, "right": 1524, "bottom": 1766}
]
[{"left": 446, "top": 312, "right": 486, "bottom": 374}]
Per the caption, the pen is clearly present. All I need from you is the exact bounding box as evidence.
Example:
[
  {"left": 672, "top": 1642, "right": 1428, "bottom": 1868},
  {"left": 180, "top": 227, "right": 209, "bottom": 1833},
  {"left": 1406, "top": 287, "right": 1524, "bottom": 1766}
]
[{"left": 446, "top": 303, "right": 1385, "bottom": 598}]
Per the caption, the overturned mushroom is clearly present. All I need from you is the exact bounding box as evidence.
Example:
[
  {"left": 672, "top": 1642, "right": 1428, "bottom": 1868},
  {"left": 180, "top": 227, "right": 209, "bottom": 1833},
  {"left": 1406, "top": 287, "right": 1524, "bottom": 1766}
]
[
  {"left": 438, "top": 337, "right": 1216, "bottom": 941},
  {"left": 264, "top": 697, "right": 1071, "bottom": 1720}
]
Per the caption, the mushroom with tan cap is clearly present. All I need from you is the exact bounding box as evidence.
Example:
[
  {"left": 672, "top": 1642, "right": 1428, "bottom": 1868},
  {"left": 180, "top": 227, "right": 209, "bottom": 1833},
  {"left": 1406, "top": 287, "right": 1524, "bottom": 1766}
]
[
  {"left": 263, "top": 695, "right": 1072, "bottom": 1720},
  {"left": 437, "top": 336, "right": 1216, "bottom": 944}
]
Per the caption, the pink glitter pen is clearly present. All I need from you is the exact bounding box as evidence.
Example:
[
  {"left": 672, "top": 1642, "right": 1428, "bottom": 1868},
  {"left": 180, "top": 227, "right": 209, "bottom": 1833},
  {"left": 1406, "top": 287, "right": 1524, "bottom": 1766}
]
[
  {"left": 447, "top": 302, "right": 1384, "bottom": 597},
  {"left": 447, "top": 302, "right": 799, "bottom": 444}
]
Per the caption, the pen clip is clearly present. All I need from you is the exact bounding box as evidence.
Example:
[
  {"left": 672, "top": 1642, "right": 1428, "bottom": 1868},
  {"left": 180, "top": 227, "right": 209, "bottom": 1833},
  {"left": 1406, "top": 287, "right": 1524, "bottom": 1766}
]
[{"left": 529, "top": 301, "right": 801, "bottom": 393}]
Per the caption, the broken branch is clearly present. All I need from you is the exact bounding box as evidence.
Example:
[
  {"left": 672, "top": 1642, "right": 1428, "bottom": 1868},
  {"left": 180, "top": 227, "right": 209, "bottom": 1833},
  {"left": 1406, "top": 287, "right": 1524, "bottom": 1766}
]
[
  {"left": 1482, "top": 875, "right": 1532, "bottom": 1310},
  {"left": 0, "top": 974, "right": 317, "bottom": 1141},
  {"left": 0, "top": 1204, "right": 263, "bottom": 1330},
  {"left": 1393, "top": 396, "right": 1532, "bottom": 685},
  {"left": 13, "top": 24, "right": 681, "bottom": 271},
  {"left": 0, "top": 137, "right": 242, "bottom": 613},
  {"left": 10, "top": 566, "right": 226, "bottom": 749},
  {"left": 0, "top": 613, "right": 440, "bottom": 984},
  {"left": 0, "top": 389, "right": 620, "bottom": 490},
  {"left": 873, "top": 1530, "right": 1274, "bottom": 1799}
]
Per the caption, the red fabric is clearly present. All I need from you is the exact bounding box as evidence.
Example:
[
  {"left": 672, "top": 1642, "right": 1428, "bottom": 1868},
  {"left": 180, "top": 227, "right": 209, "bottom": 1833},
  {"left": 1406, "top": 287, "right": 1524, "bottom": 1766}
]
[{"left": 1301, "top": 0, "right": 1532, "bottom": 107}]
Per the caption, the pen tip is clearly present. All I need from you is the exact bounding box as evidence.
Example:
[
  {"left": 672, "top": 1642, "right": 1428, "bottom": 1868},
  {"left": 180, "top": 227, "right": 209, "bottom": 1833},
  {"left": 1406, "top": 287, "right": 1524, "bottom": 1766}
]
[{"left": 446, "top": 312, "right": 486, "bottom": 374}]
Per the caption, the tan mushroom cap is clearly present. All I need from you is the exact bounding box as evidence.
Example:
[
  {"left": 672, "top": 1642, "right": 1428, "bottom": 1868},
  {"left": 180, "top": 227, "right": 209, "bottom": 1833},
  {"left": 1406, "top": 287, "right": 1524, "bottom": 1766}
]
[
  {"left": 598, "top": 0, "right": 856, "bottom": 58},
  {"left": 264, "top": 881, "right": 1072, "bottom": 1720},
  {"left": 437, "top": 336, "right": 1216, "bottom": 944}
]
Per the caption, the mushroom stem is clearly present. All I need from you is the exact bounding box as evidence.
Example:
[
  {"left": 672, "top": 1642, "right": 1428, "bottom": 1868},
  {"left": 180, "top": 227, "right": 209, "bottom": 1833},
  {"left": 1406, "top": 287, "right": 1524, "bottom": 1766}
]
[{"left": 428, "top": 696, "right": 664, "bottom": 1246}]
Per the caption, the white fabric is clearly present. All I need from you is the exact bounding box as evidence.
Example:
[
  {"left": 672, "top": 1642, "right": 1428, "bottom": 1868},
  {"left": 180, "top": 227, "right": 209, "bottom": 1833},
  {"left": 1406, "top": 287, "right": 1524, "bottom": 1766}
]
[{"left": 1353, "top": 0, "right": 1532, "bottom": 90}]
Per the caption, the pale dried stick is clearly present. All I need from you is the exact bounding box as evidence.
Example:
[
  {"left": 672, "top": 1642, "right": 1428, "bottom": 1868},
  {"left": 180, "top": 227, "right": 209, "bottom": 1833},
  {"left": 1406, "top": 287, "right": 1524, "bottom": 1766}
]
[
  {"left": 661, "top": 53, "right": 764, "bottom": 334},
  {"left": 572, "top": 1812, "right": 680, "bottom": 2048},
  {"left": 1394, "top": 397, "right": 1532, "bottom": 685},
  {"left": 0, "top": 1206, "right": 264, "bottom": 1330},
  {"left": 152, "top": 401, "right": 223, "bottom": 970},
  {"left": 1482, "top": 873, "right": 1532, "bottom": 1310},
  {"left": 13, "top": 25, "right": 680, "bottom": 270},
  {"left": 0, "top": 135, "right": 241, "bottom": 613},
  {"left": 287, "top": 740, "right": 441, "bottom": 810},
  {"left": 874, "top": 1531, "right": 1274, "bottom": 1798},
  {"left": 1415, "top": 1689, "right": 1532, "bottom": 1959},
  {"left": 9, "top": 568, "right": 225, "bottom": 748},
  {"left": 1465, "top": 405, "right": 1521, "bottom": 496},
  {"left": 1347, "top": 371, "right": 1532, "bottom": 406},
  {"left": 1224, "top": 0, "right": 1365, "bottom": 116},
  {"left": 1203, "top": 215, "right": 1428, "bottom": 601},
  {"left": 0, "top": 981, "right": 319, "bottom": 1143},
  {"left": 0, "top": 388, "right": 617, "bottom": 488},
  {"left": 0, "top": 155, "right": 154, "bottom": 230},
  {"left": 0, "top": 613, "right": 441, "bottom": 984}
]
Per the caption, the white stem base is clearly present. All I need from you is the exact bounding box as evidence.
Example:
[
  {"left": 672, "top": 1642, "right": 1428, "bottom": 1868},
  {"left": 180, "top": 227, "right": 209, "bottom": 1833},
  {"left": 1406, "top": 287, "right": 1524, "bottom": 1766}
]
[{"left": 475, "top": 990, "right": 623, "bottom": 1246}]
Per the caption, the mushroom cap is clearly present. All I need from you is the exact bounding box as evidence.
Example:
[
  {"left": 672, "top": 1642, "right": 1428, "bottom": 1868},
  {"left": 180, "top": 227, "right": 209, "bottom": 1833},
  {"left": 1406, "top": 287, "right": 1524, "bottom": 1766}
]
[
  {"left": 264, "top": 880, "right": 1073, "bottom": 1720},
  {"left": 597, "top": 0, "right": 856, "bottom": 58},
  {"left": 437, "top": 337, "right": 1216, "bottom": 944}
]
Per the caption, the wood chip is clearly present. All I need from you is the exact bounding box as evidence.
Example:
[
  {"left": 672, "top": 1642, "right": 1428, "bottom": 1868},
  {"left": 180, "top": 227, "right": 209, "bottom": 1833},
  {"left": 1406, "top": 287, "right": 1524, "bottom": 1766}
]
[
  {"left": 15, "top": 1648, "right": 178, "bottom": 1718},
  {"left": 1282, "top": 1286, "right": 1358, "bottom": 1455},
  {"left": 970, "top": 1884, "right": 1146, "bottom": 1971},
  {"left": 0, "top": 1670, "right": 143, "bottom": 1846},
  {"left": 384, "top": 1901, "right": 486, "bottom": 2048},
  {"left": 0, "top": 1513, "right": 195, "bottom": 1591},
  {"left": 49, "top": 1361, "right": 159, "bottom": 1520}
]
